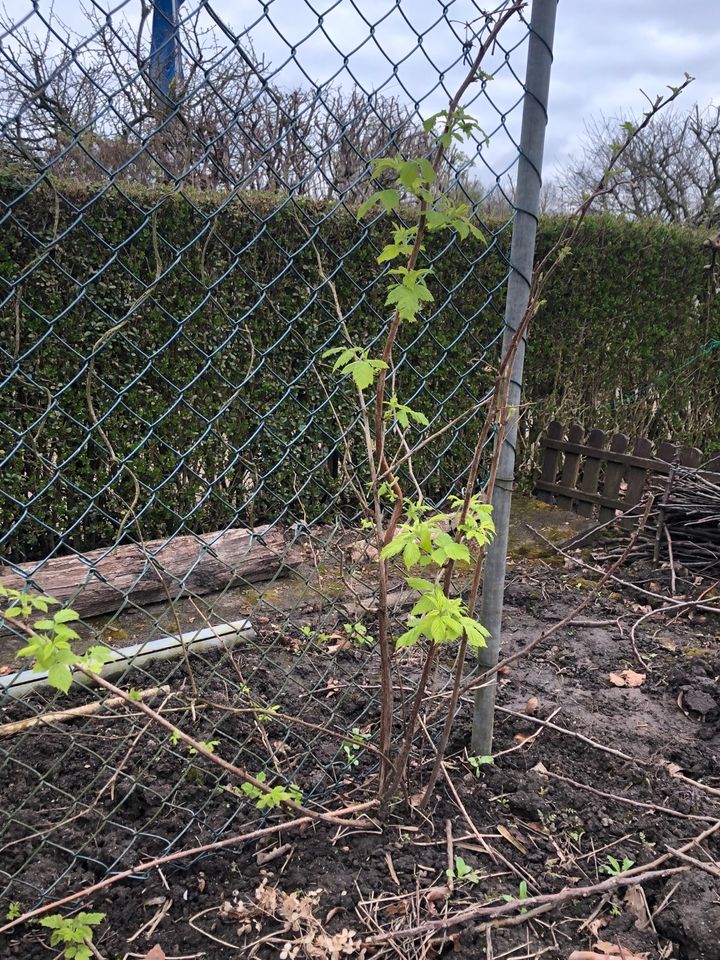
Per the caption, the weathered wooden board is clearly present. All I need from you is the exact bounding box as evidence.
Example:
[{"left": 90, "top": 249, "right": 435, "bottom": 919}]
[
  {"left": 535, "top": 422, "right": 719, "bottom": 522},
  {"left": 0, "top": 526, "right": 302, "bottom": 620}
]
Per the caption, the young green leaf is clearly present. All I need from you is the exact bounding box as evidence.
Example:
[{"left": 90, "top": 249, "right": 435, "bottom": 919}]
[
  {"left": 385, "top": 267, "right": 434, "bottom": 322},
  {"left": 356, "top": 188, "right": 401, "bottom": 219}
]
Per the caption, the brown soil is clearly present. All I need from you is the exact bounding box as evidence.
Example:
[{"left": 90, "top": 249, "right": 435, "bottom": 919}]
[{"left": 0, "top": 555, "right": 718, "bottom": 960}]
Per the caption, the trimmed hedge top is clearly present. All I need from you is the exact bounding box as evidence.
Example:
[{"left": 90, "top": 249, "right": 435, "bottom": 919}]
[{"left": 1, "top": 177, "right": 717, "bottom": 561}]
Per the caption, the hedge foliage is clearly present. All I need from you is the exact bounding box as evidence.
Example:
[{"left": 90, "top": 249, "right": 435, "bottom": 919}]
[{"left": 1, "top": 176, "right": 717, "bottom": 561}]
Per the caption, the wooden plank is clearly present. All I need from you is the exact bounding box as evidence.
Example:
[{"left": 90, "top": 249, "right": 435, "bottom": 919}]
[
  {"left": 0, "top": 526, "right": 302, "bottom": 622},
  {"left": 576, "top": 428, "right": 606, "bottom": 519},
  {"left": 534, "top": 424, "right": 718, "bottom": 522},
  {"left": 536, "top": 420, "right": 564, "bottom": 504},
  {"left": 679, "top": 446, "right": 703, "bottom": 468},
  {"left": 541, "top": 438, "right": 676, "bottom": 474},
  {"left": 555, "top": 424, "right": 584, "bottom": 511},
  {"left": 657, "top": 440, "right": 678, "bottom": 463},
  {"left": 621, "top": 435, "right": 654, "bottom": 529},
  {"left": 534, "top": 480, "right": 625, "bottom": 512},
  {"left": 599, "top": 433, "right": 629, "bottom": 523}
]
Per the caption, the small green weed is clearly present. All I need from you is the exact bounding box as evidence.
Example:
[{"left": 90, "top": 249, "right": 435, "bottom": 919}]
[
  {"left": 447, "top": 856, "right": 481, "bottom": 885},
  {"left": 240, "top": 772, "right": 303, "bottom": 810},
  {"left": 501, "top": 880, "right": 529, "bottom": 912},
  {"left": 5, "top": 901, "right": 20, "bottom": 921},
  {"left": 188, "top": 739, "right": 220, "bottom": 755},
  {"left": 343, "top": 727, "right": 371, "bottom": 766},
  {"left": 467, "top": 754, "right": 493, "bottom": 776},
  {"left": 343, "top": 622, "right": 372, "bottom": 647},
  {"left": 170, "top": 730, "right": 220, "bottom": 755},
  {"left": 1, "top": 584, "right": 111, "bottom": 694},
  {"left": 39, "top": 912, "right": 105, "bottom": 960},
  {"left": 601, "top": 855, "right": 634, "bottom": 876},
  {"left": 300, "top": 625, "right": 331, "bottom": 643}
]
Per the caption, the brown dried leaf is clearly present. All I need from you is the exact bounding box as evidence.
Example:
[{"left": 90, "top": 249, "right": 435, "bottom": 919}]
[
  {"left": 608, "top": 669, "right": 645, "bottom": 688},
  {"left": 425, "top": 885, "right": 450, "bottom": 903},
  {"left": 382, "top": 901, "right": 409, "bottom": 916},
  {"left": 569, "top": 952, "right": 648, "bottom": 960},
  {"left": 624, "top": 670, "right": 645, "bottom": 687},
  {"left": 141, "top": 947, "right": 166, "bottom": 960},
  {"left": 324, "top": 677, "right": 344, "bottom": 698},
  {"left": 624, "top": 884, "right": 650, "bottom": 928},
  {"left": 497, "top": 824, "right": 528, "bottom": 855},
  {"left": 595, "top": 940, "right": 648, "bottom": 960},
  {"left": 585, "top": 917, "right": 608, "bottom": 938},
  {"left": 328, "top": 637, "right": 354, "bottom": 654},
  {"left": 524, "top": 696, "right": 540, "bottom": 716}
]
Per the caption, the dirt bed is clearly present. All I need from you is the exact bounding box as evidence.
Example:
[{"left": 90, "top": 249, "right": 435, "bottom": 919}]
[{"left": 0, "top": 559, "right": 718, "bottom": 960}]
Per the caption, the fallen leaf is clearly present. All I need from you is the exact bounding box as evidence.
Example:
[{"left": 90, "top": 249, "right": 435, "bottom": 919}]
[
  {"left": 141, "top": 947, "right": 166, "bottom": 960},
  {"left": 513, "top": 732, "right": 532, "bottom": 743},
  {"left": 257, "top": 843, "right": 294, "bottom": 866},
  {"left": 569, "top": 952, "right": 613, "bottom": 960},
  {"left": 324, "top": 678, "right": 343, "bottom": 698},
  {"left": 327, "top": 637, "right": 353, "bottom": 653},
  {"left": 585, "top": 917, "right": 608, "bottom": 938},
  {"left": 382, "top": 901, "right": 409, "bottom": 916},
  {"left": 569, "top": 951, "right": 648, "bottom": 960},
  {"left": 608, "top": 670, "right": 645, "bottom": 688},
  {"left": 623, "top": 670, "right": 645, "bottom": 687},
  {"left": 425, "top": 885, "right": 450, "bottom": 903},
  {"left": 595, "top": 940, "right": 648, "bottom": 960},
  {"left": 497, "top": 824, "right": 528, "bottom": 855},
  {"left": 525, "top": 696, "right": 540, "bottom": 715},
  {"left": 624, "top": 884, "right": 650, "bottom": 929}
]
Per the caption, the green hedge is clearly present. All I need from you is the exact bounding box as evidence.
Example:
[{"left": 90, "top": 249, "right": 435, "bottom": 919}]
[{"left": 1, "top": 177, "right": 717, "bottom": 561}]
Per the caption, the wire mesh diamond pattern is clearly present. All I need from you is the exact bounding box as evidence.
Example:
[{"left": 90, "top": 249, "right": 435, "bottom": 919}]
[{"left": 0, "top": 0, "right": 533, "bottom": 921}]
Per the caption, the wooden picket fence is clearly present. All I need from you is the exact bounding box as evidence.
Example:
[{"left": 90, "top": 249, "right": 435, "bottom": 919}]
[{"left": 534, "top": 421, "right": 720, "bottom": 525}]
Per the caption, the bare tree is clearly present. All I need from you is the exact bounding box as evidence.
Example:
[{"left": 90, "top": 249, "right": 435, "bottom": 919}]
[
  {"left": 561, "top": 103, "right": 720, "bottom": 228},
  {"left": 0, "top": 3, "right": 473, "bottom": 198}
]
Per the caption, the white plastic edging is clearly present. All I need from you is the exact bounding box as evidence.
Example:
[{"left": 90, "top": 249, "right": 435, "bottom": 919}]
[{"left": 0, "top": 619, "right": 255, "bottom": 699}]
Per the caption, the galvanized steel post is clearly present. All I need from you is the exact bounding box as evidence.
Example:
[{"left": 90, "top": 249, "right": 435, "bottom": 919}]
[{"left": 472, "top": 0, "right": 558, "bottom": 754}]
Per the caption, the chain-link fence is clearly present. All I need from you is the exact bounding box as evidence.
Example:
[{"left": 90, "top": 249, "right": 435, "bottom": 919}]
[{"left": 0, "top": 0, "right": 550, "bottom": 937}]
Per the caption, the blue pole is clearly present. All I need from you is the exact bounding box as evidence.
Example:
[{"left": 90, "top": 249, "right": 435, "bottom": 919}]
[{"left": 149, "top": 0, "right": 181, "bottom": 99}]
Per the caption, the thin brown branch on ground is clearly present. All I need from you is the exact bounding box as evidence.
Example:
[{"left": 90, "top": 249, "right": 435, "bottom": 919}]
[
  {"left": 0, "top": 797, "right": 376, "bottom": 937},
  {"left": 0, "top": 686, "right": 170, "bottom": 739},
  {"left": 366, "top": 818, "right": 720, "bottom": 942},
  {"left": 538, "top": 766, "right": 716, "bottom": 824}
]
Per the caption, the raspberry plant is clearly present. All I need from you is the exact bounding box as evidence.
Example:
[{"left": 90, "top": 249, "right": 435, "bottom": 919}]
[{"left": 38, "top": 912, "right": 105, "bottom": 960}]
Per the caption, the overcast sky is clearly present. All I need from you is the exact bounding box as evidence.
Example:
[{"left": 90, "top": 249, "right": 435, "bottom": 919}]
[{"left": 6, "top": 0, "right": 719, "bottom": 183}]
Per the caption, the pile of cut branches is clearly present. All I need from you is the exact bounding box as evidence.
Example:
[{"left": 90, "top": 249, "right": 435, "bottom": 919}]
[{"left": 599, "top": 467, "right": 720, "bottom": 583}]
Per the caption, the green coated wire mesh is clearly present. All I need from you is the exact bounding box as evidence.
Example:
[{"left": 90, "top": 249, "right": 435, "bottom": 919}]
[{"left": 0, "top": 0, "right": 538, "bottom": 914}]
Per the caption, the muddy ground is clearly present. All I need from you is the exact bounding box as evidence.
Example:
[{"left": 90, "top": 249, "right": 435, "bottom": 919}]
[{"left": 0, "top": 520, "right": 718, "bottom": 960}]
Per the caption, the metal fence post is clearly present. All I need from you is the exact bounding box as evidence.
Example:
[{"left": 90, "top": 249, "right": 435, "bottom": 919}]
[{"left": 471, "top": 0, "right": 558, "bottom": 754}]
